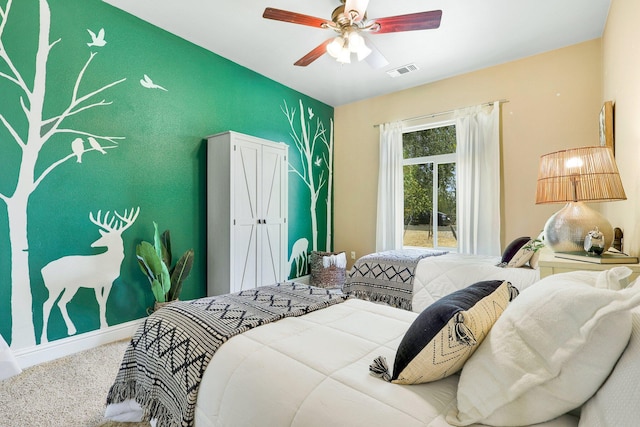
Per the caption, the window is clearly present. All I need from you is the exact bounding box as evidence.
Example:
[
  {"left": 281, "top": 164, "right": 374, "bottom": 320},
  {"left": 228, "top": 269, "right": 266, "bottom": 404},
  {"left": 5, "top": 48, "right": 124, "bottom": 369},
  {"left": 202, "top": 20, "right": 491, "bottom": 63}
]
[{"left": 402, "top": 122, "right": 457, "bottom": 250}]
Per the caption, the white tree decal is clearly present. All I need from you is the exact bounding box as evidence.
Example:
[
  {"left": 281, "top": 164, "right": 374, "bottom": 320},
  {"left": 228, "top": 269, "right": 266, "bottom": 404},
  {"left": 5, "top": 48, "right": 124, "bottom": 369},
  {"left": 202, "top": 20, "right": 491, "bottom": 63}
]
[
  {"left": 282, "top": 99, "right": 334, "bottom": 258},
  {"left": 0, "top": 0, "right": 126, "bottom": 348}
]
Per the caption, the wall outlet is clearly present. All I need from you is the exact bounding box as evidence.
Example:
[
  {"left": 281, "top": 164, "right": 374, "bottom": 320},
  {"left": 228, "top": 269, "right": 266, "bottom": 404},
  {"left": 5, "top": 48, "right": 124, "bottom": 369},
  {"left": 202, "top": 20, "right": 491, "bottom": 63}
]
[{"left": 350, "top": 251, "right": 356, "bottom": 260}]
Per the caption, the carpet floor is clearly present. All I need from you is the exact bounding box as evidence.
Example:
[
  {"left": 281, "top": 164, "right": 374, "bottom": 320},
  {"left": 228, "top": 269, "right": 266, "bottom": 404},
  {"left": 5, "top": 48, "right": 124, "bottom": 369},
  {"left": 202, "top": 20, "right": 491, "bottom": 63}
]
[{"left": 0, "top": 339, "right": 150, "bottom": 427}]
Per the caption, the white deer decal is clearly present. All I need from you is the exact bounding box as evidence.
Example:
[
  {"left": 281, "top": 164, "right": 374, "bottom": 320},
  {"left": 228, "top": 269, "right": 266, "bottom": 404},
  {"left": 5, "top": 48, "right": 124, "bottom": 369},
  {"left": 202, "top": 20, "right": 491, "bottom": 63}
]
[
  {"left": 288, "top": 237, "right": 309, "bottom": 278},
  {"left": 40, "top": 207, "right": 140, "bottom": 343}
]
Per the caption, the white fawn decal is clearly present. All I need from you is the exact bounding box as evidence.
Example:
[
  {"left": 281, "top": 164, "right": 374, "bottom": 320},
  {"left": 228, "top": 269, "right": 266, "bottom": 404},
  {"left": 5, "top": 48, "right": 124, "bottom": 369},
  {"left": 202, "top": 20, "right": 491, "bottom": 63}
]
[
  {"left": 40, "top": 207, "right": 140, "bottom": 343},
  {"left": 288, "top": 237, "right": 309, "bottom": 278}
]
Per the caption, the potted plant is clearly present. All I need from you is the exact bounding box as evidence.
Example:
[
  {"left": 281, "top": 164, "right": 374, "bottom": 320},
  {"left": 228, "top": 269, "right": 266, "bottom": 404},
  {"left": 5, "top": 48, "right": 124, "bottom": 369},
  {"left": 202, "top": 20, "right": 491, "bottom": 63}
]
[{"left": 136, "top": 222, "right": 194, "bottom": 311}]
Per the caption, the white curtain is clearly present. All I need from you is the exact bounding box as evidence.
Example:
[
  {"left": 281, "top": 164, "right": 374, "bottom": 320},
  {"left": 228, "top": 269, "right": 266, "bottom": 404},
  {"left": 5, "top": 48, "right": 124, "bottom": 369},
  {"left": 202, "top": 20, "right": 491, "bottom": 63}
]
[
  {"left": 376, "top": 122, "right": 404, "bottom": 251},
  {"left": 455, "top": 102, "right": 501, "bottom": 255}
]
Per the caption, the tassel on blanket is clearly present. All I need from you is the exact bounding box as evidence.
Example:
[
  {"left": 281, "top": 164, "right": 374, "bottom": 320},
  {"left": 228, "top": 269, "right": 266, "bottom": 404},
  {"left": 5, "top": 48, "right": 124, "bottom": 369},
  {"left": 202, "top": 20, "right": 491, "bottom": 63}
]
[
  {"left": 369, "top": 355, "right": 392, "bottom": 382},
  {"left": 348, "top": 289, "right": 413, "bottom": 311},
  {"left": 323, "top": 252, "right": 347, "bottom": 269},
  {"left": 454, "top": 312, "right": 477, "bottom": 346},
  {"left": 508, "top": 282, "right": 519, "bottom": 301}
]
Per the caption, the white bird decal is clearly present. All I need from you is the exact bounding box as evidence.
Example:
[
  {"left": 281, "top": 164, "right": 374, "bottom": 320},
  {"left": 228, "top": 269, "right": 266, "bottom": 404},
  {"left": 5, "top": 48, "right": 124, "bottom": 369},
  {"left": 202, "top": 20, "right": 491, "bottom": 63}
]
[
  {"left": 71, "top": 138, "right": 85, "bottom": 163},
  {"left": 87, "top": 28, "right": 106, "bottom": 47},
  {"left": 88, "top": 137, "right": 106, "bottom": 154},
  {"left": 314, "top": 156, "right": 322, "bottom": 167},
  {"left": 308, "top": 108, "right": 314, "bottom": 119},
  {"left": 140, "top": 74, "right": 167, "bottom": 91}
]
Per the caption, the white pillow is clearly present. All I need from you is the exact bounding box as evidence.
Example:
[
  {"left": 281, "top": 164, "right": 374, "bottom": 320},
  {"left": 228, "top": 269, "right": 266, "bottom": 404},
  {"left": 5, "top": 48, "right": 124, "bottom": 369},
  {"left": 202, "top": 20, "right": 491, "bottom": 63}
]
[
  {"left": 447, "top": 272, "right": 640, "bottom": 426},
  {"left": 579, "top": 308, "right": 640, "bottom": 426},
  {"left": 595, "top": 266, "right": 633, "bottom": 290}
]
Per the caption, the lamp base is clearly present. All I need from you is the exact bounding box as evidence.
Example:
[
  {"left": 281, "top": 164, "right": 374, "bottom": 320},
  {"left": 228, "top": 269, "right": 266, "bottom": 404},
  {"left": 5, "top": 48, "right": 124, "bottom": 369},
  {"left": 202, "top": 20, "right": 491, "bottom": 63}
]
[{"left": 543, "top": 202, "right": 613, "bottom": 252}]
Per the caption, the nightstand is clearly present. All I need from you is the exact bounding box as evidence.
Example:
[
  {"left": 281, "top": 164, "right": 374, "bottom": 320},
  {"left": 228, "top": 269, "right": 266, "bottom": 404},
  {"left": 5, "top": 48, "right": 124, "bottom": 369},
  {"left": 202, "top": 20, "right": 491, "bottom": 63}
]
[{"left": 538, "top": 249, "right": 640, "bottom": 282}]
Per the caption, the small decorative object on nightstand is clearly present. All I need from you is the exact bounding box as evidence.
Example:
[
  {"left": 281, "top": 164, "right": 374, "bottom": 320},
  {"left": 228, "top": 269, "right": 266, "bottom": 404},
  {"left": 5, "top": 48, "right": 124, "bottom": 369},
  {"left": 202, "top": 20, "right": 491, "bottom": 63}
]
[
  {"left": 613, "top": 227, "right": 624, "bottom": 252},
  {"left": 584, "top": 227, "right": 605, "bottom": 255}
]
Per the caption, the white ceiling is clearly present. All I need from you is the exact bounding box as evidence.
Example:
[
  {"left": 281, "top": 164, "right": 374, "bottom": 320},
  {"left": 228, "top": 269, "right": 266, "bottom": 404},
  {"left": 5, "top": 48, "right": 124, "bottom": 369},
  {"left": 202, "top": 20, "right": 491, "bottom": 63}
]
[{"left": 102, "top": 0, "right": 611, "bottom": 107}]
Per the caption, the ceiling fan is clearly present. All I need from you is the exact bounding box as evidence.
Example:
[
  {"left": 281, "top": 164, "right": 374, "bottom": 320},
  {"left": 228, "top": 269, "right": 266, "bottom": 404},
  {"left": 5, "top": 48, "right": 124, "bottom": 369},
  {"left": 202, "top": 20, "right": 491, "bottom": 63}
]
[{"left": 263, "top": 0, "right": 442, "bottom": 68}]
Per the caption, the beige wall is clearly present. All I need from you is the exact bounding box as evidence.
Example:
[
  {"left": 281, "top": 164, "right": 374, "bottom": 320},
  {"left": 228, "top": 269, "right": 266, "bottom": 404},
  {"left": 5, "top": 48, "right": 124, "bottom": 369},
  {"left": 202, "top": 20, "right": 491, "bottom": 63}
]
[
  {"left": 601, "top": 0, "right": 640, "bottom": 256},
  {"left": 334, "top": 39, "right": 603, "bottom": 265}
]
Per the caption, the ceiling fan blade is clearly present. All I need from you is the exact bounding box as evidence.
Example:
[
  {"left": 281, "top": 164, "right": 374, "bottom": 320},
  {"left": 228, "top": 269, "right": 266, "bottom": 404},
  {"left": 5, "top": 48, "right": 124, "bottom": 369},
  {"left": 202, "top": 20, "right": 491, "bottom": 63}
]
[
  {"left": 344, "top": 0, "right": 370, "bottom": 22},
  {"left": 294, "top": 39, "right": 332, "bottom": 67},
  {"left": 372, "top": 10, "right": 442, "bottom": 34},
  {"left": 263, "top": 7, "right": 329, "bottom": 29},
  {"left": 363, "top": 37, "right": 389, "bottom": 69}
]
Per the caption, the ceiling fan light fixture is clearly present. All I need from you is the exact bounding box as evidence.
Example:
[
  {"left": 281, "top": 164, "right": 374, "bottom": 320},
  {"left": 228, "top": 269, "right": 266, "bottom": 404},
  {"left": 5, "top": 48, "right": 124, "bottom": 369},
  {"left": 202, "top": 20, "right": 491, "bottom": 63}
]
[
  {"left": 326, "top": 36, "right": 346, "bottom": 58},
  {"left": 326, "top": 35, "right": 353, "bottom": 63},
  {"left": 346, "top": 31, "right": 371, "bottom": 61},
  {"left": 347, "top": 31, "right": 365, "bottom": 51},
  {"left": 336, "top": 45, "right": 352, "bottom": 63}
]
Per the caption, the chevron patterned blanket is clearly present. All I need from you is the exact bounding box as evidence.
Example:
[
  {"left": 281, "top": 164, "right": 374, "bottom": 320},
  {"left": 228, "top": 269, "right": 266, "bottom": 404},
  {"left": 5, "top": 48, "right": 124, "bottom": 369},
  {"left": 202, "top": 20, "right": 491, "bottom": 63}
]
[
  {"left": 343, "top": 249, "right": 448, "bottom": 311},
  {"left": 106, "top": 283, "right": 347, "bottom": 427}
]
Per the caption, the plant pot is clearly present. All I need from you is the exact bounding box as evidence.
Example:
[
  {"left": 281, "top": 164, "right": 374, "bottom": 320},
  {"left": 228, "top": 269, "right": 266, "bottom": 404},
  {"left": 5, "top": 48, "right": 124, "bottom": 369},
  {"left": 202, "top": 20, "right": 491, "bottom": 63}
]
[{"left": 153, "top": 299, "right": 178, "bottom": 312}]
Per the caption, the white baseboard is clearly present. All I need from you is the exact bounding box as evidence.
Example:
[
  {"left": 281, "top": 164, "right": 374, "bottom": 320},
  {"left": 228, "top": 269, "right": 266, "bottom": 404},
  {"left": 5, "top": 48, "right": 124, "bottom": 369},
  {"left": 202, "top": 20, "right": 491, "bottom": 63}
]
[
  {"left": 13, "top": 319, "right": 143, "bottom": 369},
  {"left": 291, "top": 275, "right": 310, "bottom": 284}
]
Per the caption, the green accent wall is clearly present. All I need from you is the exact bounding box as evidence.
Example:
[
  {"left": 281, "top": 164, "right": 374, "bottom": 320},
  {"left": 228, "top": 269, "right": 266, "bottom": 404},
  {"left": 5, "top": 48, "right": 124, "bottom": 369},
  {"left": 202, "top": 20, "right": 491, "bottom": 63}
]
[{"left": 0, "top": 0, "right": 333, "bottom": 347}]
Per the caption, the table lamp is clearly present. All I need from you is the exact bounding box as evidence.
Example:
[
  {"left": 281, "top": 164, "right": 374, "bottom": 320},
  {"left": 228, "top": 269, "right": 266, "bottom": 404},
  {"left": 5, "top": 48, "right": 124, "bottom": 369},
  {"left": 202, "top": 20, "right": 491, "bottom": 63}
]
[{"left": 535, "top": 146, "right": 626, "bottom": 252}]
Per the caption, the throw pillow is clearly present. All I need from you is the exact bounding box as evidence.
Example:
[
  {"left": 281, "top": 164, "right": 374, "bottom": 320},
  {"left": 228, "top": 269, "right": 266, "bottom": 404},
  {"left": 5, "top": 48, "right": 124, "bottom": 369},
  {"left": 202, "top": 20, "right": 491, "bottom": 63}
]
[
  {"left": 500, "top": 236, "right": 530, "bottom": 265},
  {"left": 528, "top": 249, "right": 541, "bottom": 269},
  {"left": 369, "top": 280, "right": 517, "bottom": 385},
  {"left": 448, "top": 272, "right": 640, "bottom": 426},
  {"left": 505, "top": 239, "right": 535, "bottom": 268}
]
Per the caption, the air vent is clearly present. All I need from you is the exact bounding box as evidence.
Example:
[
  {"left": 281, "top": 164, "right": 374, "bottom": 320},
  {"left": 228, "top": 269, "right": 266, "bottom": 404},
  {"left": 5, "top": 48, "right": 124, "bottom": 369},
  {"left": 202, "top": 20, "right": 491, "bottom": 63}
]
[{"left": 386, "top": 63, "right": 419, "bottom": 78}]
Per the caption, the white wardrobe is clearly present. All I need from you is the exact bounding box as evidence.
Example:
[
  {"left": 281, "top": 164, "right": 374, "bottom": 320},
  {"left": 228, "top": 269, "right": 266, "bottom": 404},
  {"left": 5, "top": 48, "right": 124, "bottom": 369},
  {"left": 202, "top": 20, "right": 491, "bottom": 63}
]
[{"left": 207, "top": 131, "right": 288, "bottom": 296}]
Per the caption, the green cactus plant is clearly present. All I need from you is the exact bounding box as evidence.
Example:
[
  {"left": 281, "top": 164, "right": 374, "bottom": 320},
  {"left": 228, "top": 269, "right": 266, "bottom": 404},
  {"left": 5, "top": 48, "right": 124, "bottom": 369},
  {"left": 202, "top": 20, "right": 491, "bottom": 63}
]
[{"left": 136, "top": 222, "right": 194, "bottom": 305}]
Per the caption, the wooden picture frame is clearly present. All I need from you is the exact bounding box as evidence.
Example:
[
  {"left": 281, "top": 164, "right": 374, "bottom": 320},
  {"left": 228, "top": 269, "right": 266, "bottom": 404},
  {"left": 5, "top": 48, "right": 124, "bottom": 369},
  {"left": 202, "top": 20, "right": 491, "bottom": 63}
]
[{"left": 599, "top": 100, "right": 614, "bottom": 154}]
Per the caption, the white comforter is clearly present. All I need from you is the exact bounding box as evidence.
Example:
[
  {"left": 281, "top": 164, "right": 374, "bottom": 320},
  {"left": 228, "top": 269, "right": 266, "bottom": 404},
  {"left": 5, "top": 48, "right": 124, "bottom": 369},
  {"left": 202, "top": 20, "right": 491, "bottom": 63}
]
[
  {"left": 193, "top": 298, "right": 576, "bottom": 427},
  {"left": 412, "top": 253, "right": 540, "bottom": 312}
]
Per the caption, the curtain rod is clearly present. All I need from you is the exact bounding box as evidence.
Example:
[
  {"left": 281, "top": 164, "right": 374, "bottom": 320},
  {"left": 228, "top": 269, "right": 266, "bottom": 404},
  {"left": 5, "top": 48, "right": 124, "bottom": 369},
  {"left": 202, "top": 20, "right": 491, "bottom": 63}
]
[{"left": 373, "top": 99, "right": 509, "bottom": 128}]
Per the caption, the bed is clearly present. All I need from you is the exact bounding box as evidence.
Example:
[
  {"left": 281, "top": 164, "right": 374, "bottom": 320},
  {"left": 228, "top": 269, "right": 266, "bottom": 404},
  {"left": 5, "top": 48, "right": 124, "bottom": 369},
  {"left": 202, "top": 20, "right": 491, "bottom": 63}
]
[
  {"left": 343, "top": 249, "right": 540, "bottom": 313},
  {"left": 105, "top": 267, "right": 640, "bottom": 427}
]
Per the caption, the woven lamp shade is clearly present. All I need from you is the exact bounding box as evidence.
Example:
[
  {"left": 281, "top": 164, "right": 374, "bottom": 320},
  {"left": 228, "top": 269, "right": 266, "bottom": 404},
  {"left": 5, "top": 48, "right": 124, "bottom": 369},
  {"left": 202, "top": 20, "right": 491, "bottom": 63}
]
[{"left": 536, "top": 146, "right": 626, "bottom": 204}]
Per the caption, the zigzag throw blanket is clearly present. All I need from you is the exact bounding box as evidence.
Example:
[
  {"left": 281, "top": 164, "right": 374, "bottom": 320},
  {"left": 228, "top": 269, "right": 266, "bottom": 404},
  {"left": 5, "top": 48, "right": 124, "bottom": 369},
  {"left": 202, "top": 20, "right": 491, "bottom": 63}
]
[
  {"left": 343, "top": 249, "right": 448, "bottom": 311},
  {"left": 106, "top": 283, "right": 347, "bottom": 427}
]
